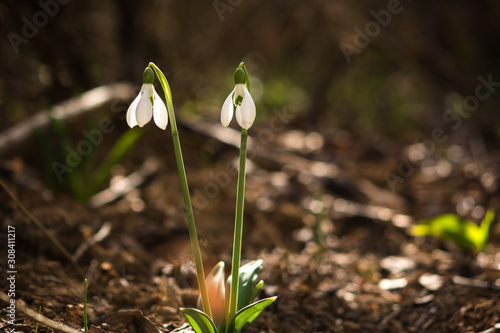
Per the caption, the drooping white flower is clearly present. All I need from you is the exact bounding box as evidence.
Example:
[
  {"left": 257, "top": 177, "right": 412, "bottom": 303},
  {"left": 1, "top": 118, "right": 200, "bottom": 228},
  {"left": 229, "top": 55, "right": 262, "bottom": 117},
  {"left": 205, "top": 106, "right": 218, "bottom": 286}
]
[
  {"left": 126, "top": 67, "right": 168, "bottom": 130},
  {"left": 221, "top": 67, "right": 256, "bottom": 130}
]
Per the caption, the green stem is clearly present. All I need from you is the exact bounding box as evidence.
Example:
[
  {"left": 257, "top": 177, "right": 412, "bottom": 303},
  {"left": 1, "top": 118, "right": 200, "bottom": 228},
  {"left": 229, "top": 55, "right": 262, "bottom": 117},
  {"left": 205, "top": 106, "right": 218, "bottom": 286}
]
[
  {"left": 84, "top": 279, "right": 88, "bottom": 333},
  {"left": 228, "top": 129, "right": 248, "bottom": 324},
  {"left": 149, "top": 63, "right": 212, "bottom": 319}
]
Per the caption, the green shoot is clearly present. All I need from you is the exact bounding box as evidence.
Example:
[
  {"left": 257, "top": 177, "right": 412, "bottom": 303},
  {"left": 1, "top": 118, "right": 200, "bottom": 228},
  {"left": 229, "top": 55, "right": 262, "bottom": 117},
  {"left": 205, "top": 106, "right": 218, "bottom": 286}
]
[
  {"left": 412, "top": 209, "right": 495, "bottom": 251},
  {"left": 182, "top": 260, "right": 276, "bottom": 333},
  {"left": 88, "top": 128, "right": 143, "bottom": 197},
  {"left": 34, "top": 306, "right": 41, "bottom": 333},
  {"left": 84, "top": 279, "right": 88, "bottom": 333}
]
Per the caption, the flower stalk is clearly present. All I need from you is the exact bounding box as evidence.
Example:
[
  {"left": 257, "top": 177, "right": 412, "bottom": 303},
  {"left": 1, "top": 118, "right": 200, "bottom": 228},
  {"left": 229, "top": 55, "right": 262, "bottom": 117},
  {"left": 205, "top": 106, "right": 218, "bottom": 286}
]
[
  {"left": 227, "top": 127, "right": 248, "bottom": 325},
  {"left": 226, "top": 62, "right": 252, "bottom": 325},
  {"left": 148, "top": 62, "right": 212, "bottom": 319}
]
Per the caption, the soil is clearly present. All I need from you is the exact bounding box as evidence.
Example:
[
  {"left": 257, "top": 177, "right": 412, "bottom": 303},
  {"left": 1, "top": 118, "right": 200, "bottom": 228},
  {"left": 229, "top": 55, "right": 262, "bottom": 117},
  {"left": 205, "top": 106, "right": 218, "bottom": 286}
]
[{"left": 1, "top": 116, "right": 499, "bottom": 333}]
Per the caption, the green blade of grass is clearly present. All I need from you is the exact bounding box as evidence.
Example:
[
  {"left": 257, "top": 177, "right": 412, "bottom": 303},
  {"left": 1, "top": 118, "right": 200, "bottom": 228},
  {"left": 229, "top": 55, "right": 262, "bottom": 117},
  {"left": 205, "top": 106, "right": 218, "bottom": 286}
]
[
  {"left": 35, "top": 306, "right": 42, "bottom": 333},
  {"left": 89, "top": 127, "right": 143, "bottom": 197},
  {"left": 84, "top": 279, "right": 88, "bottom": 333}
]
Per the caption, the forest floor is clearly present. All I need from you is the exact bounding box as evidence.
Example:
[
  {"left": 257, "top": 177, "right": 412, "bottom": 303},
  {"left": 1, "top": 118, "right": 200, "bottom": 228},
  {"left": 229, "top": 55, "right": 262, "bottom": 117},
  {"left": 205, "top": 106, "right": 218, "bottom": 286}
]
[{"left": 1, "top": 112, "right": 499, "bottom": 333}]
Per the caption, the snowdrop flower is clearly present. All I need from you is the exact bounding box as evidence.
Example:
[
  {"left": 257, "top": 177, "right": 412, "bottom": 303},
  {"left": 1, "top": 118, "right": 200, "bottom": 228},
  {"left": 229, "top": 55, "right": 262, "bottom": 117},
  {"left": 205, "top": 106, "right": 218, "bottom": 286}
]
[
  {"left": 126, "top": 67, "right": 168, "bottom": 130},
  {"left": 221, "top": 67, "right": 256, "bottom": 130}
]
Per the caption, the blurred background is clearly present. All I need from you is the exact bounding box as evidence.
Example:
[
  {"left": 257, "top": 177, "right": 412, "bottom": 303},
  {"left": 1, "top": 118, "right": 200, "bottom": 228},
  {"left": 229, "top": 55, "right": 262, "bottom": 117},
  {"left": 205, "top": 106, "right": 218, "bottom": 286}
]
[
  {"left": 1, "top": 0, "right": 500, "bottom": 216},
  {"left": 2, "top": 0, "right": 499, "bottom": 133}
]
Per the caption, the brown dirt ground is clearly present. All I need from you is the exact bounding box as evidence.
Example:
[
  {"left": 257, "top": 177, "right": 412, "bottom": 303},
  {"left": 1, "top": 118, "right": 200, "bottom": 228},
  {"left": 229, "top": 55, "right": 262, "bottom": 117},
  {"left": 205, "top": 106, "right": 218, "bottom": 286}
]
[{"left": 1, "top": 119, "right": 499, "bottom": 333}]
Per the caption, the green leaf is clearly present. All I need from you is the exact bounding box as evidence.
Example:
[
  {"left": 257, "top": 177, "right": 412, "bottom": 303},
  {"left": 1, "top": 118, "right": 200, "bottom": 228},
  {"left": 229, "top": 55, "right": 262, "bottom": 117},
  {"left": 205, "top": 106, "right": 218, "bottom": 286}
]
[
  {"left": 477, "top": 209, "right": 495, "bottom": 250},
  {"left": 226, "top": 260, "right": 263, "bottom": 313},
  {"left": 249, "top": 280, "right": 264, "bottom": 303},
  {"left": 89, "top": 127, "right": 143, "bottom": 197},
  {"left": 180, "top": 308, "right": 218, "bottom": 333},
  {"left": 412, "top": 210, "right": 495, "bottom": 251},
  {"left": 227, "top": 297, "right": 277, "bottom": 333}
]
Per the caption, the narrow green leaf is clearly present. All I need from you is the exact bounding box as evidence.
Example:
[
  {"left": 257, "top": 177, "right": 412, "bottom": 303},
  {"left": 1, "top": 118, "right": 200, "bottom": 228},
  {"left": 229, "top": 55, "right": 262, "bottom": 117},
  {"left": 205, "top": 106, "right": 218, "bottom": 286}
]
[
  {"left": 89, "top": 127, "right": 143, "bottom": 196},
  {"left": 227, "top": 297, "right": 276, "bottom": 333},
  {"left": 477, "top": 209, "right": 495, "bottom": 250},
  {"left": 35, "top": 306, "right": 41, "bottom": 333},
  {"left": 49, "top": 114, "right": 86, "bottom": 199},
  {"left": 249, "top": 280, "right": 264, "bottom": 304},
  {"left": 83, "top": 279, "right": 88, "bottom": 333},
  {"left": 226, "top": 260, "right": 263, "bottom": 314},
  {"left": 180, "top": 308, "right": 218, "bottom": 333}
]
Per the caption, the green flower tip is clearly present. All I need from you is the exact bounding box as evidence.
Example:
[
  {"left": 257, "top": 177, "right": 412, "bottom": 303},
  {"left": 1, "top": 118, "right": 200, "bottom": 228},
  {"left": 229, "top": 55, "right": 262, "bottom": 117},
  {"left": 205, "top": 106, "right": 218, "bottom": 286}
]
[
  {"left": 143, "top": 67, "right": 155, "bottom": 84},
  {"left": 234, "top": 68, "right": 246, "bottom": 85}
]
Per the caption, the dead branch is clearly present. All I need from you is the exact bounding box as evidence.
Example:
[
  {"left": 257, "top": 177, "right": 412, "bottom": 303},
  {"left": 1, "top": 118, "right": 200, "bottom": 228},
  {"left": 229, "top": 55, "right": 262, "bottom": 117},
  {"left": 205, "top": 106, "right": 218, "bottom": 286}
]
[
  {"left": 0, "top": 83, "right": 135, "bottom": 155},
  {"left": 0, "top": 291, "right": 80, "bottom": 333},
  {"left": 87, "top": 158, "right": 160, "bottom": 209}
]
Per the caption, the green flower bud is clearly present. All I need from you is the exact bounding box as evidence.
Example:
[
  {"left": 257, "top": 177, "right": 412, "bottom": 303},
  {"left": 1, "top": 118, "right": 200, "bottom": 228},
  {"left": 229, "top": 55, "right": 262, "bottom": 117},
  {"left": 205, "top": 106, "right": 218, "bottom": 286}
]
[
  {"left": 143, "top": 67, "right": 155, "bottom": 84},
  {"left": 234, "top": 68, "right": 246, "bottom": 85}
]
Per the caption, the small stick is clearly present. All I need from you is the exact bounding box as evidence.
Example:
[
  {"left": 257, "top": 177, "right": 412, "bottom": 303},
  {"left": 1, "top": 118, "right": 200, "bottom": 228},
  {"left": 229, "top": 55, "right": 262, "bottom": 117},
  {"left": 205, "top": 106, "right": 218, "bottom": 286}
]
[
  {"left": 72, "top": 222, "right": 112, "bottom": 262},
  {"left": 0, "top": 83, "right": 134, "bottom": 155},
  {"left": 87, "top": 158, "right": 159, "bottom": 209},
  {"left": 0, "top": 179, "right": 84, "bottom": 278},
  {"left": 0, "top": 291, "right": 80, "bottom": 333},
  {"left": 452, "top": 275, "right": 500, "bottom": 291}
]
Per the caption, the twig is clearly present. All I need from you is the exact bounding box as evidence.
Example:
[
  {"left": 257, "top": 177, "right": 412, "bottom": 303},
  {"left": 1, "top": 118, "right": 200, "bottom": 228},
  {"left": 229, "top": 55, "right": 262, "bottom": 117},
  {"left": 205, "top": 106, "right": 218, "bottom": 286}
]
[
  {"left": 477, "top": 322, "right": 500, "bottom": 333},
  {"left": 0, "top": 83, "right": 134, "bottom": 155},
  {"left": 87, "top": 158, "right": 159, "bottom": 208},
  {"left": 452, "top": 275, "right": 500, "bottom": 291},
  {"left": 377, "top": 307, "right": 401, "bottom": 330},
  {"left": 72, "top": 222, "right": 112, "bottom": 262},
  {"left": 0, "top": 291, "right": 80, "bottom": 333},
  {"left": 0, "top": 179, "right": 84, "bottom": 278}
]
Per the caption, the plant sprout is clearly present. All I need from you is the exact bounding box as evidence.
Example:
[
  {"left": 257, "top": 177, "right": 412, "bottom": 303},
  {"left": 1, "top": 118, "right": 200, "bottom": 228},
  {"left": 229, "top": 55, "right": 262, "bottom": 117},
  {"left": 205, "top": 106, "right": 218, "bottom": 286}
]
[
  {"left": 84, "top": 279, "right": 88, "bottom": 333},
  {"left": 125, "top": 62, "right": 276, "bottom": 332},
  {"left": 412, "top": 209, "right": 495, "bottom": 252}
]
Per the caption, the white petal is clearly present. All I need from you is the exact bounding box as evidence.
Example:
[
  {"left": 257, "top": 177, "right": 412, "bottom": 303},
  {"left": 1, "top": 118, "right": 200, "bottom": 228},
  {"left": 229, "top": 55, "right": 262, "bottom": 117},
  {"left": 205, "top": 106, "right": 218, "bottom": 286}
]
[
  {"left": 126, "top": 93, "right": 141, "bottom": 128},
  {"left": 236, "top": 85, "right": 256, "bottom": 129},
  {"left": 233, "top": 84, "right": 245, "bottom": 104},
  {"left": 152, "top": 90, "right": 169, "bottom": 130},
  {"left": 136, "top": 85, "right": 153, "bottom": 127},
  {"left": 221, "top": 89, "right": 235, "bottom": 127}
]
